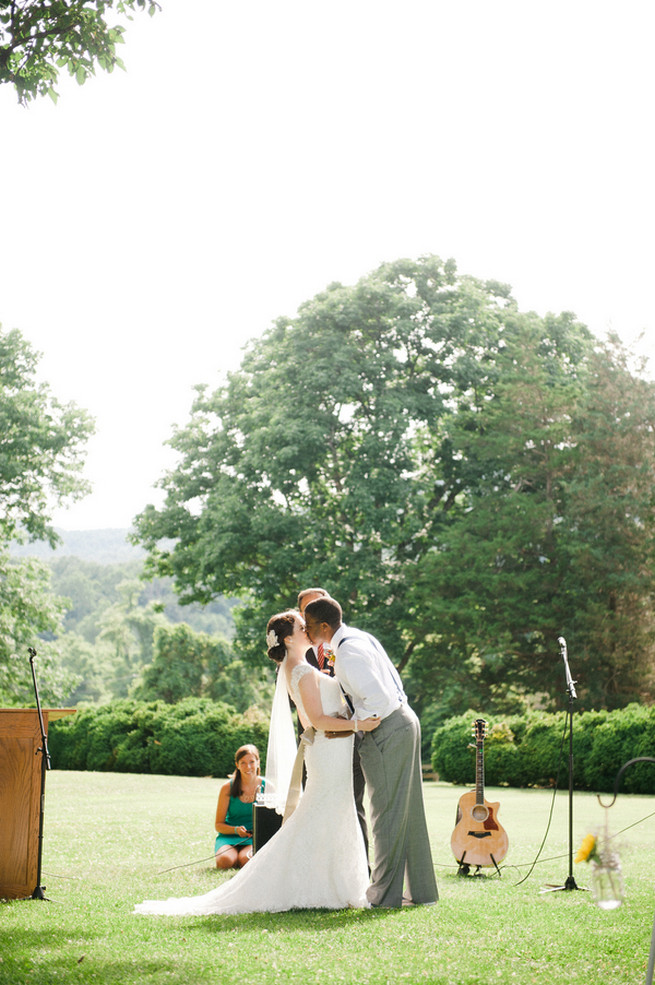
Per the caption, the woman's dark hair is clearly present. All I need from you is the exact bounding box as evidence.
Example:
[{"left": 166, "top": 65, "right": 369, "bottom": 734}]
[
  {"left": 266, "top": 610, "right": 297, "bottom": 664},
  {"left": 231, "top": 744, "right": 260, "bottom": 798}
]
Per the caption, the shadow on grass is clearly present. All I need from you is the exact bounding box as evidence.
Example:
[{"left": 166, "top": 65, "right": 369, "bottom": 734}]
[
  {"left": 0, "top": 953, "right": 211, "bottom": 985},
  {"left": 0, "top": 908, "right": 405, "bottom": 985},
  {"left": 183, "top": 905, "right": 413, "bottom": 935},
  {"left": 0, "top": 924, "right": 211, "bottom": 985}
]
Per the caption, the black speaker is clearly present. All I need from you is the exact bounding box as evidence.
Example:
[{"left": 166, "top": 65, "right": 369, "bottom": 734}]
[{"left": 252, "top": 804, "right": 282, "bottom": 853}]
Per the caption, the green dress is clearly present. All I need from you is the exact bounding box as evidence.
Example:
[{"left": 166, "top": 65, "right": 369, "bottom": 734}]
[{"left": 214, "top": 780, "right": 265, "bottom": 854}]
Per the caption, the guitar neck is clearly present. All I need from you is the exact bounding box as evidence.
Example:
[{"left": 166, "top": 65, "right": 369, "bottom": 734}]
[{"left": 475, "top": 739, "right": 485, "bottom": 805}]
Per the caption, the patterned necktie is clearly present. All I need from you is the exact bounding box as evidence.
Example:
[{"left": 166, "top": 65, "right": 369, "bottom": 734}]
[{"left": 317, "top": 642, "right": 325, "bottom": 670}]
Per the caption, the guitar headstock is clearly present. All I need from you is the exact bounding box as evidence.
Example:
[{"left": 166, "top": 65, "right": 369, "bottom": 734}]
[{"left": 472, "top": 718, "right": 487, "bottom": 744}]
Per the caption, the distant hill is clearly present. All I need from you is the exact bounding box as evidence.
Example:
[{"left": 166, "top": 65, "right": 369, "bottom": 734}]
[{"left": 10, "top": 529, "right": 146, "bottom": 565}]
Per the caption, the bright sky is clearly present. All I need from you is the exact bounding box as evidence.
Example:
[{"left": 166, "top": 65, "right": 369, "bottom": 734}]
[{"left": 2, "top": 0, "right": 653, "bottom": 531}]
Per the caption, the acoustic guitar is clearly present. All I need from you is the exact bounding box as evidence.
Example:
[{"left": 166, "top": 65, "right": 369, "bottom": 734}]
[{"left": 450, "top": 718, "right": 509, "bottom": 872}]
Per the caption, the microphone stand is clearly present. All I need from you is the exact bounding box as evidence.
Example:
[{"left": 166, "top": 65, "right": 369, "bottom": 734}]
[
  {"left": 541, "top": 636, "right": 585, "bottom": 893},
  {"left": 27, "top": 647, "right": 51, "bottom": 901}
]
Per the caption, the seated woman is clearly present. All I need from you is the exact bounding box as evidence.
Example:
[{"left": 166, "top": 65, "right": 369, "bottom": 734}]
[{"left": 214, "top": 744, "right": 264, "bottom": 869}]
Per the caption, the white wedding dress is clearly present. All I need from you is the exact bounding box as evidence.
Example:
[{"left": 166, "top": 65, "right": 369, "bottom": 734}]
[{"left": 134, "top": 665, "right": 369, "bottom": 915}]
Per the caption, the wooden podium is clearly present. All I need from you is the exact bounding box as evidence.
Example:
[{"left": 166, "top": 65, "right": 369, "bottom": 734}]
[{"left": 0, "top": 708, "right": 75, "bottom": 900}]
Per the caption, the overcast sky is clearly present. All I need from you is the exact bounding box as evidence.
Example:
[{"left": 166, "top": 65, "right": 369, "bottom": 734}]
[{"left": 2, "top": 0, "right": 653, "bottom": 531}]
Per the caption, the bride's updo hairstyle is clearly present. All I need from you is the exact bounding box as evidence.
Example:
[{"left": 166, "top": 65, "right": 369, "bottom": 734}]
[{"left": 266, "top": 610, "right": 297, "bottom": 664}]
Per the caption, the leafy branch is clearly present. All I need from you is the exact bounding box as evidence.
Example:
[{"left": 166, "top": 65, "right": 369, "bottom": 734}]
[{"left": 0, "top": 0, "right": 160, "bottom": 104}]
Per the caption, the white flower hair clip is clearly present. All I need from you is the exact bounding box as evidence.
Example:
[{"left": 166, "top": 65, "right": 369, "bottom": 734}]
[{"left": 266, "top": 630, "right": 279, "bottom": 649}]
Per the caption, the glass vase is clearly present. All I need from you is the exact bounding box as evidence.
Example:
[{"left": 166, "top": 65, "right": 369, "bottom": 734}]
[{"left": 590, "top": 844, "right": 624, "bottom": 910}]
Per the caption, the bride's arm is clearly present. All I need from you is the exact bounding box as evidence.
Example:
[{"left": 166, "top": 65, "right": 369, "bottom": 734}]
[{"left": 296, "top": 673, "right": 379, "bottom": 732}]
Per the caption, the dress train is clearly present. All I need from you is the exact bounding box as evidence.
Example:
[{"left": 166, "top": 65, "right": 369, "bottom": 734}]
[{"left": 134, "top": 669, "right": 368, "bottom": 915}]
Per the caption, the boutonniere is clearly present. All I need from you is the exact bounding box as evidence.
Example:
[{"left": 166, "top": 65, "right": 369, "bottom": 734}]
[{"left": 323, "top": 645, "right": 335, "bottom": 665}]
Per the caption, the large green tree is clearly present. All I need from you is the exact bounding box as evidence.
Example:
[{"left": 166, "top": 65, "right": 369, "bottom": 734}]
[
  {"left": 134, "top": 256, "right": 513, "bottom": 664},
  {"left": 133, "top": 256, "right": 655, "bottom": 717},
  {"left": 560, "top": 337, "right": 655, "bottom": 703},
  {"left": 1, "top": 326, "right": 95, "bottom": 546},
  {"left": 407, "top": 319, "right": 655, "bottom": 715},
  {"left": 0, "top": 325, "right": 94, "bottom": 702},
  {"left": 0, "top": 0, "right": 159, "bottom": 104}
]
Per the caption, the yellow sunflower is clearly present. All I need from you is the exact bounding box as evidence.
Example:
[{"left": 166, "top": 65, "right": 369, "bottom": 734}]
[{"left": 575, "top": 833, "right": 598, "bottom": 863}]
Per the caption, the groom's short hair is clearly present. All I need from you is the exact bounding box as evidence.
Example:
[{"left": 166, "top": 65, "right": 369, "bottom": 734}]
[{"left": 305, "top": 597, "right": 342, "bottom": 630}]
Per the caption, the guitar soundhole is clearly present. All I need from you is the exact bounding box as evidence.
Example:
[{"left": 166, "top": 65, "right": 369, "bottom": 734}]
[{"left": 471, "top": 804, "right": 489, "bottom": 822}]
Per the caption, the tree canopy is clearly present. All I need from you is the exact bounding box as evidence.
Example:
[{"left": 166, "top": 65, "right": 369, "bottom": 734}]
[
  {"left": 0, "top": 324, "right": 94, "bottom": 703},
  {"left": 0, "top": 550, "right": 77, "bottom": 704},
  {"left": 1, "top": 326, "right": 95, "bottom": 546},
  {"left": 133, "top": 255, "right": 655, "bottom": 720},
  {"left": 131, "top": 622, "right": 267, "bottom": 711},
  {"left": 0, "top": 0, "right": 159, "bottom": 104}
]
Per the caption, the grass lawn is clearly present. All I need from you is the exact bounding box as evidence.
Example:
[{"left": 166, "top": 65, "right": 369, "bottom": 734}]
[{"left": 1, "top": 770, "right": 654, "bottom": 984}]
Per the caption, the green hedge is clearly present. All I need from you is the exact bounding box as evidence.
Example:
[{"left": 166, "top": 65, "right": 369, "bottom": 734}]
[
  {"left": 48, "top": 698, "right": 269, "bottom": 777},
  {"left": 431, "top": 703, "right": 655, "bottom": 793}
]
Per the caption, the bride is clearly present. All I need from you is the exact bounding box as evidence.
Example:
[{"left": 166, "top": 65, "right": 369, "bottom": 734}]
[{"left": 134, "top": 610, "right": 380, "bottom": 915}]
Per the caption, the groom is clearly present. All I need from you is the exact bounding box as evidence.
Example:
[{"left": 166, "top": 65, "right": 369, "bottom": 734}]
[
  {"left": 303, "top": 597, "right": 438, "bottom": 908},
  {"left": 298, "top": 586, "right": 369, "bottom": 861}
]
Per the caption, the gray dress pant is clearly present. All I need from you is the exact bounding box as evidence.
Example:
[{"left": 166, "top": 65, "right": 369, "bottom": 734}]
[{"left": 358, "top": 703, "right": 438, "bottom": 907}]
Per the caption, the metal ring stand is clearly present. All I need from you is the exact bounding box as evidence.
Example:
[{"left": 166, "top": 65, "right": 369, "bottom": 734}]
[{"left": 598, "top": 757, "right": 655, "bottom": 985}]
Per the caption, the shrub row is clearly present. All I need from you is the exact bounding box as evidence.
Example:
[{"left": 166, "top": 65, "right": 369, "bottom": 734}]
[
  {"left": 431, "top": 703, "right": 655, "bottom": 793},
  {"left": 49, "top": 698, "right": 269, "bottom": 777}
]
